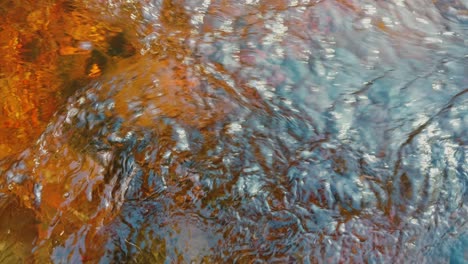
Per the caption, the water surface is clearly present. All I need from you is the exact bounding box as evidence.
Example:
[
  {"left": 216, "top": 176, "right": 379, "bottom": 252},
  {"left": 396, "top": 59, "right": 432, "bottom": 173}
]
[{"left": 0, "top": 0, "right": 467, "bottom": 263}]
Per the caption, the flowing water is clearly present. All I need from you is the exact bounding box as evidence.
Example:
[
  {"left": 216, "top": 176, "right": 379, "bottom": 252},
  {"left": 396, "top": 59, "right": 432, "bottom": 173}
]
[{"left": 0, "top": 0, "right": 467, "bottom": 263}]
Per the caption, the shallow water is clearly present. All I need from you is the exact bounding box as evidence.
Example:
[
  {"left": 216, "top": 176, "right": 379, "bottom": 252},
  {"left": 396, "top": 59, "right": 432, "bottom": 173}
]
[{"left": 0, "top": 0, "right": 467, "bottom": 263}]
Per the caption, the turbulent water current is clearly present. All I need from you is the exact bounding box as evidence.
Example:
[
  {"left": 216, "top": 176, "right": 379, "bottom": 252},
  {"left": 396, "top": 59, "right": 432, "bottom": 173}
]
[{"left": 0, "top": 0, "right": 467, "bottom": 263}]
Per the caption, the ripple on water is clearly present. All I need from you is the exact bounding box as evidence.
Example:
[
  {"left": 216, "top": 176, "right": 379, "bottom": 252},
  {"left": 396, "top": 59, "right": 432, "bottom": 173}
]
[{"left": 0, "top": 0, "right": 467, "bottom": 262}]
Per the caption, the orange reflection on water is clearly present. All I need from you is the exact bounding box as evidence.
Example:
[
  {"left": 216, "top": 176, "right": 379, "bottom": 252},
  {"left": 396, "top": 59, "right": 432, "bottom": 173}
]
[
  {"left": 0, "top": 0, "right": 138, "bottom": 261},
  {"left": 0, "top": 0, "right": 135, "bottom": 160}
]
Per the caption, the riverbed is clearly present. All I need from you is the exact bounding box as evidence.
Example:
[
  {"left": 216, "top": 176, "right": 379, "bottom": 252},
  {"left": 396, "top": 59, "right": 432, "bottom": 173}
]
[{"left": 0, "top": 0, "right": 466, "bottom": 263}]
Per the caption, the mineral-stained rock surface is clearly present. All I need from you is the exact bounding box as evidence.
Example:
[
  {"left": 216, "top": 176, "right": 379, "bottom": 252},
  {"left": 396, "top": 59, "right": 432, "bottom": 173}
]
[{"left": 0, "top": 0, "right": 466, "bottom": 263}]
